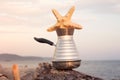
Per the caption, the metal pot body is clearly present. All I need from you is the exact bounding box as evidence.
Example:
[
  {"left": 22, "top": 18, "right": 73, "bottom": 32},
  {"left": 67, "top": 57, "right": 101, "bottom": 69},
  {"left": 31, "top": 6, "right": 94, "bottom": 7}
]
[
  {"left": 53, "top": 35, "right": 79, "bottom": 61},
  {"left": 52, "top": 28, "right": 81, "bottom": 69}
]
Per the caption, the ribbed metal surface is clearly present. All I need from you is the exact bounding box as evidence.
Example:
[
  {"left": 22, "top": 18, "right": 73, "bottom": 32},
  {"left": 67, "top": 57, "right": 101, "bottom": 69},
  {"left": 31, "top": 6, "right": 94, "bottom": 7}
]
[{"left": 53, "top": 35, "right": 79, "bottom": 61}]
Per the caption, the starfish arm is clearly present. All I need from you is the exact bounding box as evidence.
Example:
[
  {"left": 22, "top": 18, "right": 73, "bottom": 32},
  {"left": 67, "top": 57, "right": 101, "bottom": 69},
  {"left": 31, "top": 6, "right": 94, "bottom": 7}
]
[
  {"left": 70, "top": 22, "right": 82, "bottom": 29},
  {"left": 52, "top": 9, "right": 62, "bottom": 21},
  {"left": 47, "top": 26, "right": 57, "bottom": 32},
  {"left": 64, "top": 22, "right": 82, "bottom": 29},
  {"left": 65, "top": 6, "right": 75, "bottom": 20},
  {"left": 47, "top": 23, "right": 59, "bottom": 32}
]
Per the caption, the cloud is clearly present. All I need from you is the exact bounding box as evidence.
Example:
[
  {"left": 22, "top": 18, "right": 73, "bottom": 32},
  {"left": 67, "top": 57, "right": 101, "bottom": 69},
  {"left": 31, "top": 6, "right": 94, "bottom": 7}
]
[
  {"left": 0, "top": 0, "right": 119, "bottom": 33},
  {"left": 0, "top": 0, "right": 76, "bottom": 27},
  {"left": 0, "top": 1, "right": 42, "bottom": 16},
  {"left": 76, "top": 0, "right": 120, "bottom": 14},
  {"left": 0, "top": 0, "right": 75, "bottom": 16}
]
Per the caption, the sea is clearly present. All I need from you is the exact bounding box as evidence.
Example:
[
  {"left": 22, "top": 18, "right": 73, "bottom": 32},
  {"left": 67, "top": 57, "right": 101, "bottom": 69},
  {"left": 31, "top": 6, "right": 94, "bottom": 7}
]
[{"left": 0, "top": 60, "right": 120, "bottom": 80}]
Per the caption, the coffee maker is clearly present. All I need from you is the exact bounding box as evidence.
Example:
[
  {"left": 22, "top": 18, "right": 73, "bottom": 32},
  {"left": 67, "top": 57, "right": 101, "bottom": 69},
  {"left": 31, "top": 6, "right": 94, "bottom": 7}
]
[{"left": 34, "top": 6, "right": 82, "bottom": 70}]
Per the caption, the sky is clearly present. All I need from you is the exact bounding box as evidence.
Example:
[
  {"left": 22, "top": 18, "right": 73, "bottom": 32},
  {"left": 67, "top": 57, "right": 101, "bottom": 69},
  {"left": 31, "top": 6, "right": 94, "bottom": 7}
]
[{"left": 0, "top": 0, "right": 120, "bottom": 60}]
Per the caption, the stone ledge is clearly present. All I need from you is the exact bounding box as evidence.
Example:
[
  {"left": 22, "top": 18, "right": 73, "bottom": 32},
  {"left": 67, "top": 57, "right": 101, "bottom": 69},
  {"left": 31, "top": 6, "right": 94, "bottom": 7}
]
[{"left": 21, "top": 62, "right": 103, "bottom": 80}]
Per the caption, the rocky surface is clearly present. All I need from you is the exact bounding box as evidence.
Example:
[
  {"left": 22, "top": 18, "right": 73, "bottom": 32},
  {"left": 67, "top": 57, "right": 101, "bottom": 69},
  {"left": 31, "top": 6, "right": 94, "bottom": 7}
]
[
  {"left": 0, "top": 73, "right": 9, "bottom": 80},
  {"left": 0, "top": 64, "right": 10, "bottom": 80},
  {"left": 21, "top": 62, "right": 103, "bottom": 80},
  {"left": 0, "top": 63, "right": 103, "bottom": 80}
]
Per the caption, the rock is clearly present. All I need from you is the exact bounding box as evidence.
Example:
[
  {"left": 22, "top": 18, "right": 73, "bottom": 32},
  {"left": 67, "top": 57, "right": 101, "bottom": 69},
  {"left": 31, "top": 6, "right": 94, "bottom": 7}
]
[
  {"left": 22, "top": 62, "right": 103, "bottom": 80},
  {"left": 0, "top": 62, "right": 103, "bottom": 80},
  {"left": 0, "top": 73, "right": 9, "bottom": 80},
  {"left": 0, "top": 64, "right": 3, "bottom": 73},
  {"left": 1, "top": 68, "right": 13, "bottom": 80},
  {"left": 0, "top": 62, "right": 104, "bottom": 80},
  {"left": 21, "top": 72, "right": 34, "bottom": 80},
  {"left": 0, "top": 66, "right": 13, "bottom": 80},
  {"left": 20, "top": 68, "right": 35, "bottom": 80}
]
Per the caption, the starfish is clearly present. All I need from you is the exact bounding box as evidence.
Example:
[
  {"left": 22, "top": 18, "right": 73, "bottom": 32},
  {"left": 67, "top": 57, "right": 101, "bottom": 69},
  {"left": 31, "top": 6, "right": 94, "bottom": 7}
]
[{"left": 47, "top": 6, "right": 82, "bottom": 32}]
